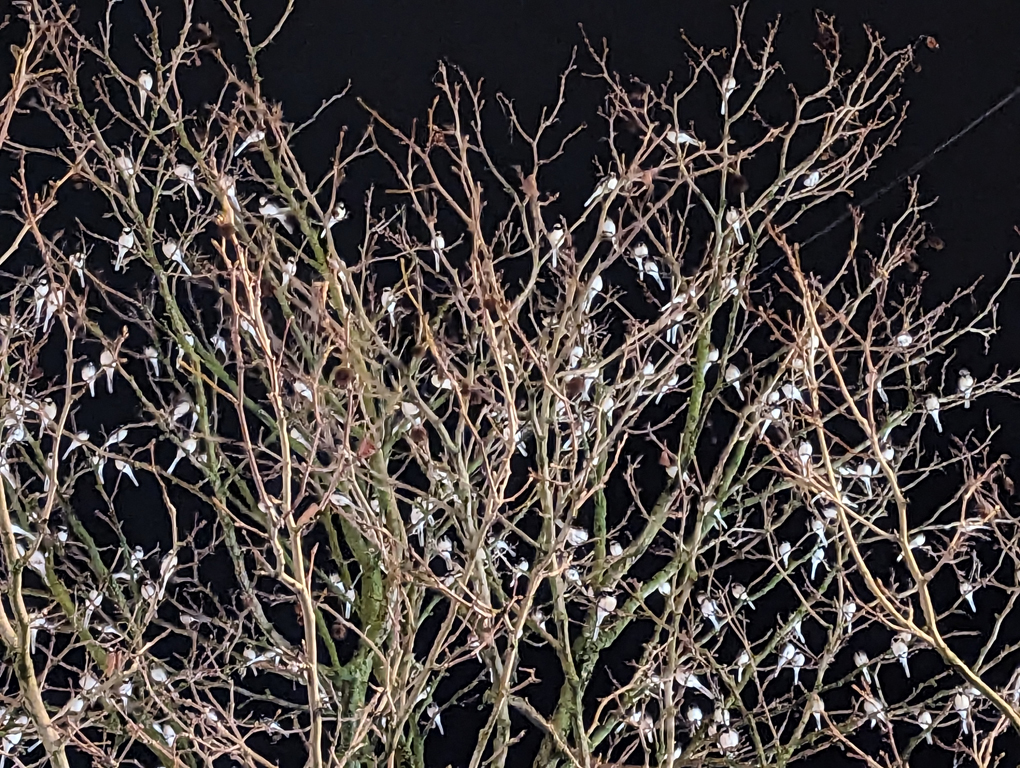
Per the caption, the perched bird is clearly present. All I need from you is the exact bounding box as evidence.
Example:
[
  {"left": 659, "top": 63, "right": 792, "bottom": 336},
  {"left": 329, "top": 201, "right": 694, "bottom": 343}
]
[
  {"left": 802, "top": 170, "right": 820, "bottom": 189},
  {"left": 173, "top": 164, "right": 200, "bottom": 200},
  {"left": 924, "top": 394, "right": 942, "bottom": 433},
  {"left": 891, "top": 635, "right": 910, "bottom": 677},
  {"left": 584, "top": 173, "right": 618, "bottom": 208},
  {"left": 917, "top": 710, "right": 933, "bottom": 744},
  {"left": 725, "top": 208, "right": 744, "bottom": 245},
  {"left": 841, "top": 600, "right": 857, "bottom": 632},
  {"left": 69, "top": 251, "right": 86, "bottom": 288},
  {"left": 233, "top": 127, "right": 265, "bottom": 157},
  {"left": 162, "top": 240, "right": 191, "bottom": 276},
  {"left": 321, "top": 202, "right": 348, "bottom": 238},
  {"left": 854, "top": 650, "right": 871, "bottom": 684},
  {"left": 167, "top": 437, "right": 198, "bottom": 476},
  {"left": 667, "top": 128, "right": 700, "bottom": 149},
  {"left": 778, "top": 540, "right": 792, "bottom": 567},
  {"left": 593, "top": 593, "right": 617, "bottom": 640},
  {"left": 258, "top": 197, "right": 294, "bottom": 234},
  {"left": 720, "top": 75, "right": 737, "bottom": 114},
  {"left": 810, "top": 694, "right": 825, "bottom": 730},
  {"left": 675, "top": 670, "right": 713, "bottom": 698},
  {"left": 100, "top": 350, "right": 117, "bottom": 393},
  {"left": 81, "top": 362, "right": 98, "bottom": 397},
  {"left": 699, "top": 593, "right": 721, "bottom": 631},
  {"left": 601, "top": 219, "right": 617, "bottom": 242},
  {"left": 430, "top": 231, "right": 445, "bottom": 270},
  {"left": 957, "top": 368, "right": 974, "bottom": 409},
  {"left": 583, "top": 274, "right": 604, "bottom": 313},
  {"left": 115, "top": 153, "right": 139, "bottom": 193},
  {"left": 953, "top": 691, "right": 970, "bottom": 734},
  {"left": 115, "top": 228, "right": 134, "bottom": 272},
  {"left": 138, "top": 70, "right": 153, "bottom": 113},
  {"left": 547, "top": 222, "right": 565, "bottom": 268}
]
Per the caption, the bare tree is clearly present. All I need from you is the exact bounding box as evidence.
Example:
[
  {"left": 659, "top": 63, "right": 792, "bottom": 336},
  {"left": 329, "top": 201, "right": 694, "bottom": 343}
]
[{"left": 0, "top": 2, "right": 1018, "bottom": 767}]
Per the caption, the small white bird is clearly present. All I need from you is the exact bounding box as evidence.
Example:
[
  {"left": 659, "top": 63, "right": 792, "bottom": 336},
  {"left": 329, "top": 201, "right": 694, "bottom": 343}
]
[
  {"left": 791, "top": 652, "right": 806, "bottom": 686},
  {"left": 234, "top": 127, "right": 265, "bottom": 157},
  {"left": 842, "top": 600, "right": 857, "bottom": 632},
  {"left": 62, "top": 430, "right": 89, "bottom": 460},
  {"left": 100, "top": 350, "right": 117, "bottom": 393},
  {"left": 953, "top": 691, "right": 970, "bottom": 734},
  {"left": 174, "top": 164, "right": 200, "bottom": 200},
  {"left": 718, "top": 728, "right": 740, "bottom": 753},
  {"left": 162, "top": 240, "right": 191, "bottom": 276},
  {"left": 138, "top": 70, "right": 153, "bottom": 113},
  {"left": 430, "top": 231, "right": 445, "bottom": 270},
  {"left": 687, "top": 705, "right": 703, "bottom": 728},
  {"left": 725, "top": 208, "right": 743, "bottom": 245},
  {"left": 675, "top": 670, "right": 713, "bottom": 698},
  {"left": 426, "top": 702, "right": 444, "bottom": 735},
  {"left": 116, "top": 228, "right": 134, "bottom": 272},
  {"left": 115, "top": 153, "right": 139, "bottom": 193},
  {"left": 167, "top": 437, "right": 198, "bottom": 476},
  {"left": 601, "top": 218, "right": 617, "bottom": 242},
  {"left": 722, "top": 364, "right": 744, "bottom": 401},
  {"left": 699, "top": 594, "right": 721, "bottom": 631},
  {"left": 69, "top": 251, "right": 86, "bottom": 287},
  {"left": 802, "top": 170, "right": 820, "bottom": 189},
  {"left": 776, "top": 642, "right": 796, "bottom": 675},
  {"left": 896, "top": 532, "right": 926, "bottom": 562},
  {"left": 81, "top": 362, "right": 98, "bottom": 397},
  {"left": 854, "top": 650, "right": 871, "bottom": 684},
  {"left": 810, "top": 694, "right": 825, "bottom": 730},
  {"left": 924, "top": 394, "right": 942, "bottom": 433},
  {"left": 380, "top": 288, "right": 398, "bottom": 324},
  {"left": 143, "top": 346, "right": 159, "bottom": 378},
  {"left": 778, "top": 540, "right": 792, "bottom": 567},
  {"left": 282, "top": 258, "right": 297, "bottom": 288},
  {"left": 798, "top": 441, "right": 814, "bottom": 473},
  {"left": 593, "top": 593, "right": 617, "bottom": 640},
  {"left": 958, "top": 368, "right": 974, "bottom": 409},
  {"left": 863, "top": 697, "right": 886, "bottom": 729},
  {"left": 321, "top": 202, "right": 348, "bottom": 237},
  {"left": 547, "top": 222, "right": 564, "bottom": 268},
  {"left": 960, "top": 580, "right": 977, "bottom": 613},
  {"left": 258, "top": 197, "right": 294, "bottom": 234},
  {"left": 584, "top": 173, "right": 618, "bottom": 207},
  {"left": 810, "top": 546, "right": 826, "bottom": 581},
  {"left": 896, "top": 332, "right": 913, "bottom": 347},
  {"left": 720, "top": 75, "right": 737, "bottom": 114},
  {"left": 917, "top": 710, "right": 933, "bottom": 744},
  {"left": 731, "top": 582, "right": 755, "bottom": 610},
  {"left": 33, "top": 279, "right": 49, "bottom": 324},
  {"left": 583, "top": 274, "right": 604, "bottom": 313},
  {"left": 736, "top": 650, "right": 751, "bottom": 682},
  {"left": 114, "top": 459, "right": 138, "bottom": 486},
  {"left": 891, "top": 635, "right": 910, "bottom": 677},
  {"left": 703, "top": 346, "right": 720, "bottom": 376},
  {"left": 780, "top": 382, "right": 804, "bottom": 403},
  {"left": 667, "top": 128, "right": 700, "bottom": 148}
]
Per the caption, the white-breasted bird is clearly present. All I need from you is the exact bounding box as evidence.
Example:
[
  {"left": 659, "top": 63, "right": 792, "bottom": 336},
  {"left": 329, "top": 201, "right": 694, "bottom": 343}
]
[
  {"left": 547, "top": 222, "right": 564, "bottom": 268},
  {"left": 810, "top": 694, "right": 825, "bottom": 730},
  {"left": 854, "top": 650, "right": 871, "bottom": 684},
  {"left": 724, "top": 364, "right": 744, "bottom": 400},
  {"left": 115, "top": 153, "right": 139, "bottom": 193},
  {"left": 960, "top": 580, "right": 977, "bottom": 613},
  {"left": 917, "top": 710, "right": 933, "bottom": 744},
  {"left": 138, "top": 70, "right": 153, "bottom": 113},
  {"left": 720, "top": 75, "right": 737, "bottom": 114},
  {"left": 81, "top": 362, "right": 98, "bottom": 397},
  {"left": 725, "top": 208, "right": 743, "bottom": 245},
  {"left": 430, "top": 231, "right": 445, "bottom": 270},
  {"left": 891, "top": 634, "right": 910, "bottom": 677},
  {"left": 234, "top": 127, "right": 265, "bottom": 157},
  {"left": 842, "top": 600, "right": 857, "bottom": 632},
  {"left": 100, "top": 350, "right": 117, "bottom": 393},
  {"left": 953, "top": 691, "right": 970, "bottom": 734},
  {"left": 593, "top": 593, "right": 617, "bottom": 640},
  {"left": 167, "top": 437, "right": 197, "bottom": 476},
  {"left": 924, "top": 394, "right": 942, "bottom": 433},
  {"left": 116, "top": 228, "right": 134, "bottom": 272},
  {"left": 321, "top": 202, "right": 348, "bottom": 237},
  {"left": 69, "top": 251, "right": 86, "bottom": 288},
  {"left": 675, "top": 670, "right": 713, "bottom": 698},
  {"left": 584, "top": 173, "right": 618, "bottom": 207},
  {"left": 162, "top": 240, "right": 191, "bottom": 276},
  {"left": 258, "top": 197, "right": 294, "bottom": 234},
  {"left": 667, "top": 128, "right": 700, "bottom": 149},
  {"left": 143, "top": 346, "right": 159, "bottom": 378},
  {"left": 810, "top": 545, "right": 826, "bottom": 581},
  {"left": 174, "top": 164, "right": 200, "bottom": 200},
  {"left": 958, "top": 368, "right": 974, "bottom": 409},
  {"left": 802, "top": 170, "right": 820, "bottom": 189},
  {"left": 778, "top": 540, "right": 792, "bottom": 567},
  {"left": 699, "top": 593, "right": 721, "bottom": 631}
]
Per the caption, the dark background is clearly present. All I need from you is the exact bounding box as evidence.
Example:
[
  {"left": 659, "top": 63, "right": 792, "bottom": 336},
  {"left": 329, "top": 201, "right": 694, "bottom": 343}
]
[{"left": 9, "top": 1, "right": 1020, "bottom": 766}]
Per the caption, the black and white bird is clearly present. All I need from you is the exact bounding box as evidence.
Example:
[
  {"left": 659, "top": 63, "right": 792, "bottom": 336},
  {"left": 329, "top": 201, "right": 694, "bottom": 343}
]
[
  {"left": 115, "top": 228, "right": 134, "bottom": 272},
  {"left": 584, "top": 173, "right": 618, "bottom": 208},
  {"left": 234, "top": 127, "right": 265, "bottom": 157},
  {"left": 957, "top": 368, "right": 974, "bottom": 409},
  {"left": 258, "top": 197, "right": 294, "bottom": 234},
  {"left": 138, "top": 70, "right": 153, "bottom": 113},
  {"left": 547, "top": 222, "right": 564, "bottom": 268},
  {"left": 720, "top": 75, "right": 737, "bottom": 114}
]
